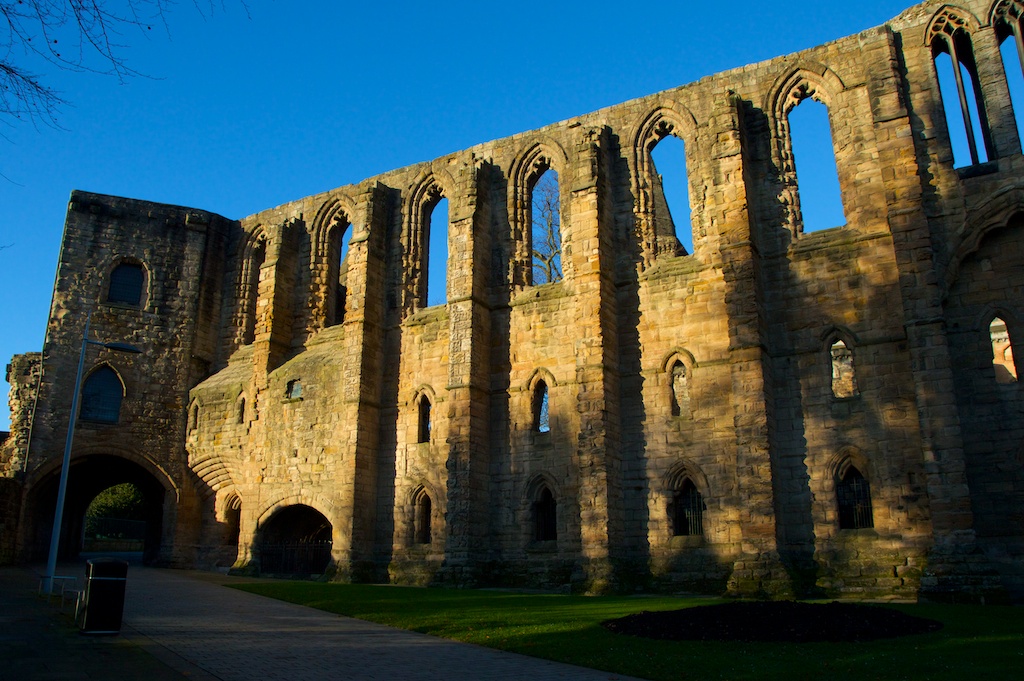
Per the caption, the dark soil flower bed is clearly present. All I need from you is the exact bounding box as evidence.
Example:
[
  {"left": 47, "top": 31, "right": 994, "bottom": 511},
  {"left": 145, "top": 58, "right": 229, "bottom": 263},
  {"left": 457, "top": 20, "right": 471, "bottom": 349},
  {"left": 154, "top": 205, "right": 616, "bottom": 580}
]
[{"left": 602, "top": 601, "right": 944, "bottom": 643}]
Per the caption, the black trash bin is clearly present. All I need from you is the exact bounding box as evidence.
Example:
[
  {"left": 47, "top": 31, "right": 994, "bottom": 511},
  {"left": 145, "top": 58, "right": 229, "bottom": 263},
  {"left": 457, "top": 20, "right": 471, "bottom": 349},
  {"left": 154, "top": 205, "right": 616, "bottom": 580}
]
[{"left": 79, "top": 558, "right": 128, "bottom": 635}]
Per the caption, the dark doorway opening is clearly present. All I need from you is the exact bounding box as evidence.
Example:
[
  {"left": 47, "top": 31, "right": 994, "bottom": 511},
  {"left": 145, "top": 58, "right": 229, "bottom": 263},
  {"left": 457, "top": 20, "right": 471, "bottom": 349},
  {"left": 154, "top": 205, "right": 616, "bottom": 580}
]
[
  {"left": 258, "top": 505, "right": 332, "bottom": 577},
  {"left": 30, "top": 454, "right": 166, "bottom": 565}
]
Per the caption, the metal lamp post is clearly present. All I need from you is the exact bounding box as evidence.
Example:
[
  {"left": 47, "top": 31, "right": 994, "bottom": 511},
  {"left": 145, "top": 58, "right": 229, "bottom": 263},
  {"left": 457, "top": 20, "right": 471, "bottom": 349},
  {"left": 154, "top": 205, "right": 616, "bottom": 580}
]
[{"left": 41, "top": 314, "right": 142, "bottom": 594}]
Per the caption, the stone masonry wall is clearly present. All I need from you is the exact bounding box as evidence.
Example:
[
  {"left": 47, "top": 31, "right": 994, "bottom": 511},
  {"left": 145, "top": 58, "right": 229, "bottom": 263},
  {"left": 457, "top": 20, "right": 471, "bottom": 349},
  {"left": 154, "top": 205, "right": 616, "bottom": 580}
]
[{"left": 8, "top": 0, "right": 1024, "bottom": 601}]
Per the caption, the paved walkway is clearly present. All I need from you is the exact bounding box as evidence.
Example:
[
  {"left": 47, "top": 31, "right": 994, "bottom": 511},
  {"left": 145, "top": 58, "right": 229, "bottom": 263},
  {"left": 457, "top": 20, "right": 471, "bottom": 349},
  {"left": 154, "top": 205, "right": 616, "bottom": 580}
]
[{"left": 2, "top": 565, "right": 645, "bottom": 680}]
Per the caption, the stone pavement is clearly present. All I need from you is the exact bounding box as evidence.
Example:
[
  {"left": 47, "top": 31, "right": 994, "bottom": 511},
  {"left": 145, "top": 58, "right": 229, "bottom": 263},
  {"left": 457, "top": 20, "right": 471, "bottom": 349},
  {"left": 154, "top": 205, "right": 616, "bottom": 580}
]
[{"left": 2, "top": 565, "right": 646, "bottom": 680}]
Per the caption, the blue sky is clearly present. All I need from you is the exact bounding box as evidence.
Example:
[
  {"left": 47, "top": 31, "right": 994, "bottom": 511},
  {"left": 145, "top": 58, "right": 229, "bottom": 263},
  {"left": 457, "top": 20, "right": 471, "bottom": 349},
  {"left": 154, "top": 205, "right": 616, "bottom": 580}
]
[{"left": 0, "top": 0, "right": 915, "bottom": 429}]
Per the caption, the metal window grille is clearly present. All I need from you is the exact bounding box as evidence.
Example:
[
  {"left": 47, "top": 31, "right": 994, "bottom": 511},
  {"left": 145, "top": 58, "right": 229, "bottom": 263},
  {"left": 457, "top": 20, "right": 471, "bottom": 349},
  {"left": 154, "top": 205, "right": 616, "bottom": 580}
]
[
  {"left": 837, "top": 469, "right": 874, "bottom": 530},
  {"left": 80, "top": 368, "right": 123, "bottom": 424},
  {"left": 259, "top": 541, "right": 332, "bottom": 575},
  {"left": 672, "top": 481, "right": 704, "bottom": 537},
  {"left": 107, "top": 264, "right": 144, "bottom": 305}
]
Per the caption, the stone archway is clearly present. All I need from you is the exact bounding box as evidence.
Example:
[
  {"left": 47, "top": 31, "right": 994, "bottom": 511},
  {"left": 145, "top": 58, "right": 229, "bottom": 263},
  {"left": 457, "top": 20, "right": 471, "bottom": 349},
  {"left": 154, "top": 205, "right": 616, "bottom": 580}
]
[
  {"left": 257, "top": 504, "right": 332, "bottom": 576},
  {"left": 26, "top": 454, "right": 169, "bottom": 565}
]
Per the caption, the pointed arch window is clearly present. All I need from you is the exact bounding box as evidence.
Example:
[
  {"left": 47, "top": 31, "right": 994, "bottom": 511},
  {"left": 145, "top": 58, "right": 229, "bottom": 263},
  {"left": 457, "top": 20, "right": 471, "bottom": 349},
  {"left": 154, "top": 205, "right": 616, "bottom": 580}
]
[
  {"left": 532, "top": 486, "right": 557, "bottom": 542},
  {"left": 994, "top": 1, "right": 1024, "bottom": 141},
  {"left": 789, "top": 99, "right": 846, "bottom": 232},
  {"left": 649, "top": 133, "right": 693, "bottom": 254},
  {"left": 532, "top": 380, "right": 550, "bottom": 433},
  {"left": 327, "top": 220, "right": 352, "bottom": 326},
  {"left": 989, "top": 317, "right": 1018, "bottom": 384},
  {"left": 669, "top": 360, "right": 689, "bottom": 417},
  {"left": 417, "top": 394, "right": 432, "bottom": 444},
  {"left": 837, "top": 465, "right": 874, "bottom": 530},
  {"left": 242, "top": 238, "right": 267, "bottom": 346},
  {"left": 107, "top": 262, "right": 145, "bottom": 306},
  {"left": 930, "top": 13, "right": 993, "bottom": 166},
  {"left": 830, "top": 340, "right": 859, "bottom": 399},
  {"left": 670, "top": 478, "right": 705, "bottom": 537},
  {"left": 80, "top": 366, "right": 124, "bottom": 424},
  {"left": 236, "top": 397, "right": 246, "bottom": 425},
  {"left": 423, "top": 196, "right": 449, "bottom": 308},
  {"left": 530, "top": 169, "right": 562, "bottom": 284},
  {"left": 413, "top": 487, "right": 432, "bottom": 545}
]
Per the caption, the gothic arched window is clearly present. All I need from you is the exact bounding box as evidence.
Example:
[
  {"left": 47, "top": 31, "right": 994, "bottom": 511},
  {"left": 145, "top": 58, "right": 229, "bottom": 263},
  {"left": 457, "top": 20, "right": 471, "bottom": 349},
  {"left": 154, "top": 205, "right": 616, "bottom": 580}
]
[
  {"left": 80, "top": 366, "right": 124, "bottom": 424},
  {"left": 837, "top": 465, "right": 874, "bottom": 530}
]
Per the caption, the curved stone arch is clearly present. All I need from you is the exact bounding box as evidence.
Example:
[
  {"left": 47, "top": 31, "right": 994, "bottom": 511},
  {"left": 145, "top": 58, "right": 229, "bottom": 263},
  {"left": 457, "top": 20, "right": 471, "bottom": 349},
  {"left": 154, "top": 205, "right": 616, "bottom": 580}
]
[
  {"left": 661, "top": 349, "right": 697, "bottom": 417},
  {"left": 309, "top": 193, "right": 360, "bottom": 330},
  {"left": 408, "top": 383, "right": 438, "bottom": 409},
  {"left": 660, "top": 347, "right": 698, "bottom": 374},
  {"left": 102, "top": 254, "right": 152, "bottom": 308},
  {"left": 924, "top": 4, "right": 984, "bottom": 47},
  {"left": 972, "top": 303, "right": 1021, "bottom": 334},
  {"left": 766, "top": 65, "right": 847, "bottom": 237},
  {"left": 311, "top": 193, "right": 359, "bottom": 256},
  {"left": 508, "top": 137, "right": 571, "bottom": 288},
  {"left": 824, "top": 445, "right": 873, "bottom": 489},
  {"left": 990, "top": 0, "right": 1024, "bottom": 28},
  {"left": 402, "top": 169, "right": 456, "bottom": 313},
  {"left": 232, "top": 224, "right": 270, "bottom": 347},
  {"left": 663, "top": 458, "right": 710, "bottom": 499},
  {"left": 83, "top": 361, "right": 128, "bottom": 396},
  {"left": 522, "top": 471, "right": 561, "bottom": 504},
  {"left": 26, "top": 442, "right": 181, "bottom": 500},
  {"left": 943, "top": 194, "right": 1024, "bottom": 297},
  {"left": 525, "top": 367, "right": 558, "bottom": 393},
  {"left": 189, "top": 448, "right": 239, "bottom": 494},
  {"left": 819, "top": 325, "right": 860, "bottom": 351},
  {"left": 406, "top": 479, "right": 443, "bottom": 508},
  {"left": 253, "top": 492, "right": 337, "bottom": 533},
  {"left": 630, "top": 102, "right": 701, "bottom": 265}
]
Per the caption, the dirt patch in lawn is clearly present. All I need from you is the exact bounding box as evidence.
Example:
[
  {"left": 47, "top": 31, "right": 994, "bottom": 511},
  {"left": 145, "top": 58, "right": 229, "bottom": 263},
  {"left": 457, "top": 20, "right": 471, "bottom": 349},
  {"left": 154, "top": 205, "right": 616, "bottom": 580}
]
[{"left": 602, "top": 601, "right": 943, "bottom": 643}]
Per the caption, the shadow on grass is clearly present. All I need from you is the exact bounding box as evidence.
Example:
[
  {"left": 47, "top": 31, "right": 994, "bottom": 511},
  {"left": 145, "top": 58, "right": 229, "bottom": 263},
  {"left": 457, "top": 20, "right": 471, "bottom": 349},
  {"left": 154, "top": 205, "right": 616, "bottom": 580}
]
[{"left": 230, "top": 582, "right": 1024, "bottom": 681}]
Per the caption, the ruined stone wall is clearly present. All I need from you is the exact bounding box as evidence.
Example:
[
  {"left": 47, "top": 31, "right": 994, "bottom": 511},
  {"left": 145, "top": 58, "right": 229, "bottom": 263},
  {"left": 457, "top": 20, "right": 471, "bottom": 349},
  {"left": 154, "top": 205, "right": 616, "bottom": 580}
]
[
  {"left": 2, "top": 353, "right": 41, "bottom": 477},
  {"left": 9, "top": 0, "right": 1024, "bottom": 600},
  {"left": 13, "top": 193, "right": 236, "bottom": 566}
]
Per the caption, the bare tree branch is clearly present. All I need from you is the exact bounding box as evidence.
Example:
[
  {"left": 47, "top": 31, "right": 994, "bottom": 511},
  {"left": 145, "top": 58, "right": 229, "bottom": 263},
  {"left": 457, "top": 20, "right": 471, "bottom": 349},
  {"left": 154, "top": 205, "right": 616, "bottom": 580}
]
[
  {"left": 531, "top": 172, "right": 562, "bottom": 285},
  {"left": 0, "top": 2, "right": 240, "bottom": 127}
]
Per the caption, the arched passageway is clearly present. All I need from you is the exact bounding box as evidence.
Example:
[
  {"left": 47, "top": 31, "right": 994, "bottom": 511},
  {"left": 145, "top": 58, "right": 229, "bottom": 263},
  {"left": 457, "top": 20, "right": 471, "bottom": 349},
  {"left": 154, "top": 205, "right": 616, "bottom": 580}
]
[
  {"left": 257, "top": 505, "right": 332, "bottom": 576},
  {"left": 28, "top": 454, "right": 168, "bottom": 564}
]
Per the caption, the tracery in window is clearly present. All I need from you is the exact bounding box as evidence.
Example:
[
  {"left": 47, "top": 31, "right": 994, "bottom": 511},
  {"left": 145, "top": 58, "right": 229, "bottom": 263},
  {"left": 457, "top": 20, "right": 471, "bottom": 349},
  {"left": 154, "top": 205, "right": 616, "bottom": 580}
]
[
  {"left": 80, "top": 366, "right": 125, "bottom": 424},
  {"left": 108, "top": 262, "right": 145, "bottom": 306},
  {"left": 990, "top": 317, "right": 1018, "bottom": 383},
  {"left": 930, "top": 12, "right": 993, "bottom": 166},
  {"left": 830, "top": 340, "right": 858, "bottom": 399}
]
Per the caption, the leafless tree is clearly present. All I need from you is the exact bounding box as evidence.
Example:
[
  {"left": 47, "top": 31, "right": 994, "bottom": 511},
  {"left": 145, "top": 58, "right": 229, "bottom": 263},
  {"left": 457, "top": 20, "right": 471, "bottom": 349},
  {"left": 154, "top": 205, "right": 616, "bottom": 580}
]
[
  {"left": 1, "top": 1, "right": 232, "bottom": 127},
  {"left": 531, "top": 171, "right": 562, "bottom": 284}
]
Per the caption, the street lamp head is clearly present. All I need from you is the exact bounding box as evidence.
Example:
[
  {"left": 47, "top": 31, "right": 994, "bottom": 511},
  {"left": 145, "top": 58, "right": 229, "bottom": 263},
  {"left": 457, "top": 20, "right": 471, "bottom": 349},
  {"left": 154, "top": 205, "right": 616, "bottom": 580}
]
[{"left": 100, "top": 342, "right": 143, "bottom": 354}]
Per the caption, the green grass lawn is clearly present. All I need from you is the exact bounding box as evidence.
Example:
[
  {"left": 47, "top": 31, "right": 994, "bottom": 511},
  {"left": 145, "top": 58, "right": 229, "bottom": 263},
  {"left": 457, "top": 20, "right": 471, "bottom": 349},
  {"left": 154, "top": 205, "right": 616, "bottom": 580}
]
[{"left": 230, "top": 582, "right": 1024, "bottom": 681}]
